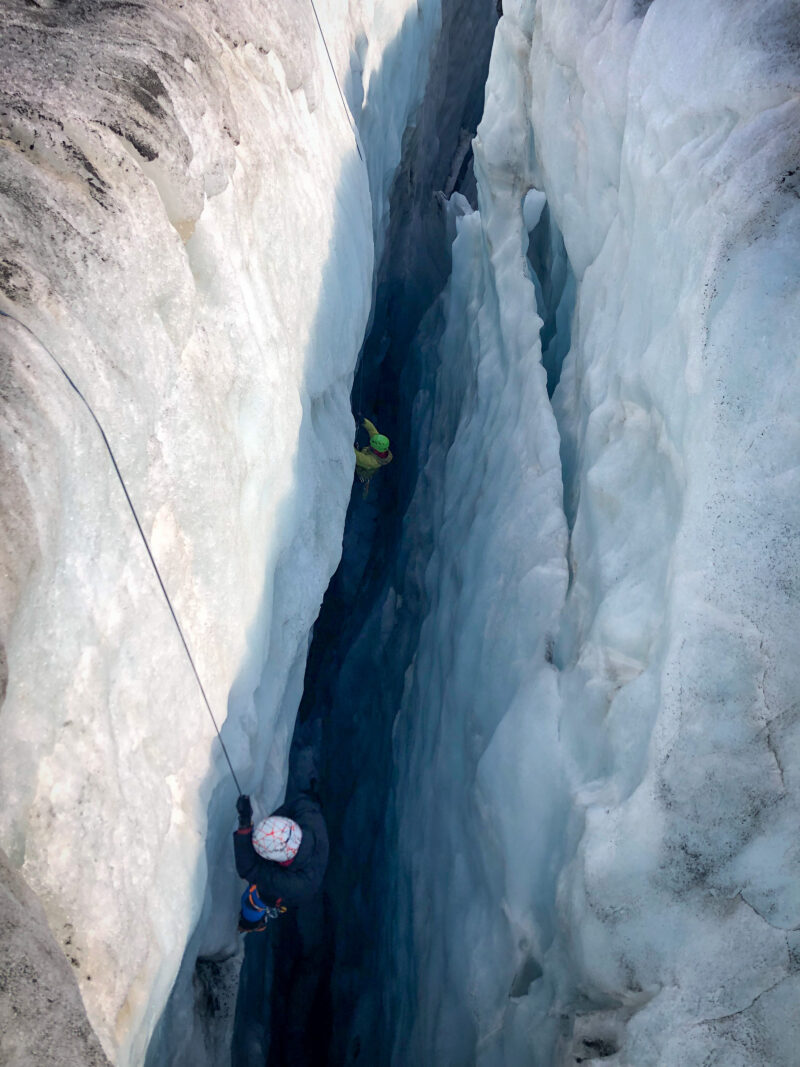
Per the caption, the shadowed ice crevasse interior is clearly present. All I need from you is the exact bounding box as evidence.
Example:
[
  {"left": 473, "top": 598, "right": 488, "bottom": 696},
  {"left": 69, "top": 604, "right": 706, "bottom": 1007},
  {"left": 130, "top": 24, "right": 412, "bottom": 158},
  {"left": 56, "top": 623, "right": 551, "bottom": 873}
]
[
  {"left": 0, "top": 0, "right": 797, "bottom": 1064},
  {"left": 229, "top": 1, "right": 800, "bottom": 1065},
  {"left": 145, "top": 0, "right": 499, "bottom": 1063}
]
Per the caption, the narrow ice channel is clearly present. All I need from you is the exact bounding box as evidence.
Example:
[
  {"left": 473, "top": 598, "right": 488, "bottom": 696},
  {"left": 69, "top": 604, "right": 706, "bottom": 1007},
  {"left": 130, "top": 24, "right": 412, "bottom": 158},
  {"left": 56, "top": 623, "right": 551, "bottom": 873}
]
[
  {"left": 144, "top": 1, "right": 500, "bottom": 1063},
  {"left": 231, "top": 2, "right": 500, "bottom": 1062},
  {"left": 0, "top": 1, "right": 797, "bottom": 1066},
  {"left": 227, "top": 2, "right": 800, "bottom": 1064}
]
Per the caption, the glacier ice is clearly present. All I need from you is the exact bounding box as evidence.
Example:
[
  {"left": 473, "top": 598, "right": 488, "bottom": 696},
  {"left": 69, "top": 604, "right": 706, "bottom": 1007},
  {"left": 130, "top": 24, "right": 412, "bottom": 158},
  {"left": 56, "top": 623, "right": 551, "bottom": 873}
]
[
  {"left": 417, "top": 1, "right": 799, "bottom": 1062},
  {"left": 0, "top": 0, "right": 449, "bottom": 1063},
  {"left": 0, "top": 0, "right": 798, "bottom": 1062},
  {"left": 0, "top": 845, "right": 111, "bottom": 1067},
  {"left": 302, "top": 0, "right": 800, "bottom": 1064}
]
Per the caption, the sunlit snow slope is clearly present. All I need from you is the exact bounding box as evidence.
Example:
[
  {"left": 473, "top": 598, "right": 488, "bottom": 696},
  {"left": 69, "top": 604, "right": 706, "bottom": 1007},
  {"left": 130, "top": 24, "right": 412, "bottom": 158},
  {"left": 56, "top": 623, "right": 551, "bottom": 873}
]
[
  {"left": 0, "top": 1, "right": 446, "bottom": 1063},
  {"left": 363, "top": 0, "right": 800, "bottom": 1064}
]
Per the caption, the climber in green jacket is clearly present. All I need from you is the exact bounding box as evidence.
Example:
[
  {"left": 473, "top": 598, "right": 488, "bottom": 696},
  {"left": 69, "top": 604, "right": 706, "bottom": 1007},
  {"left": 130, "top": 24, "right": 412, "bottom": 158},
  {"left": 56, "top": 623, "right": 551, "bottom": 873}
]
[{"left": 354, "top": 416, "right": 393, "bottom": 496}]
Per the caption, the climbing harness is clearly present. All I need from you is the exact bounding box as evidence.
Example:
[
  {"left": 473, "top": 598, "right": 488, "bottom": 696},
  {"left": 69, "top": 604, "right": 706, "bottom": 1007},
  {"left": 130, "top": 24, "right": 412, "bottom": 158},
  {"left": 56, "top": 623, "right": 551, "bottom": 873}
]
[
  {"left": 238, "top": 884, "right": 267, "bottom": 932},
  {"left": 242, "top": 884, "right": 287, "bottom": 922},
  {"left": 238, "top": 883, "right": 288, "bottom": 932},
  {"left": 308, "top": 0, "right": 363, "bottom": 161},
  {"left": 0, "top": 308, "right": 243, "bottom": 795}
]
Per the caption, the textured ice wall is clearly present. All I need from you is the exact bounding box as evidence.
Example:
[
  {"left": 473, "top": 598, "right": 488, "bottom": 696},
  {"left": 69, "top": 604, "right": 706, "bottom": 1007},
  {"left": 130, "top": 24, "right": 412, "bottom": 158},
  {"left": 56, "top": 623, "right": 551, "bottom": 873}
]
[
  {"left": 535, "top": 1, "right": 800, "bottom": 1062},
  {"left": 379, "top": 0, "right": 800, "bottom": 1063},
  {"left": 292, "top": 2, "right": 499, "bottom": 1060},
  {"left": 381, "top": 37, "right": 571, "bottom": 1063},
  {"left": 0, "top": 0, "right": 445, "bottom": 1063},
  {"left": 0, "top": 847, "right": 111, "bottom": 1067}
]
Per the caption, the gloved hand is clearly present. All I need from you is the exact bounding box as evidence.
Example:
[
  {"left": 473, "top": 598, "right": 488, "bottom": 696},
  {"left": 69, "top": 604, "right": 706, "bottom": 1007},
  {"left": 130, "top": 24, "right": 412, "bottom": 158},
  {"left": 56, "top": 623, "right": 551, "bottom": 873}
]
[{"left": 236, "top": 794, "right": 253, "bottom": 828}]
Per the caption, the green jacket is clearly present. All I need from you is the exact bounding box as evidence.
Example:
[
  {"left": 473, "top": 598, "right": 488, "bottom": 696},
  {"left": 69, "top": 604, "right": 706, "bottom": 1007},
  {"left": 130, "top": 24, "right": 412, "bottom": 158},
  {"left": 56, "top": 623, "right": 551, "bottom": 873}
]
[{"left": 354, "top": 418, "right": 393, "bottom": 481}]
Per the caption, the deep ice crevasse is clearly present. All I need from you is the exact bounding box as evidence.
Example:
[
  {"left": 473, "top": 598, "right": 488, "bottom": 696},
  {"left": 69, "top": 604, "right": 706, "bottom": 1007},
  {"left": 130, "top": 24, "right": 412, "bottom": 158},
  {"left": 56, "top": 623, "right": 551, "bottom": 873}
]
[
  {"left": 1, "top": 0, "right": 798, "bottom": 1063},
  {"left": 344, "top": 0, "right": 800, "bottom": 1063},
  {"left": 0, "top": 0, "right": 447, "bottom": 1062}
]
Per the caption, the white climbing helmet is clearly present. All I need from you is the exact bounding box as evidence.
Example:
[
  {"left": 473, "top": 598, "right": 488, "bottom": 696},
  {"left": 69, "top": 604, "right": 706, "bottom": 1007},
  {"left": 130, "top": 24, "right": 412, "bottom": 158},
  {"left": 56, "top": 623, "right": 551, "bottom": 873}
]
[{"left": 252, "top": 816, "right": 303, "bottom": 864}]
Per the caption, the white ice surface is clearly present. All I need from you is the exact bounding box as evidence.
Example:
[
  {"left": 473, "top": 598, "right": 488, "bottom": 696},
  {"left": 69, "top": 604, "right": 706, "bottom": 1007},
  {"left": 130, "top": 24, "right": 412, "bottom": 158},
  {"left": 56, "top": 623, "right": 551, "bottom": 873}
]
[
  {"left": 383, "top": 0, "right": 800, "bottom": 1063},
  {"left": 3, "top": 0, "right": 798, "bottom": 1062},
  {"left": 0, "top": 1, "right": 444, "bottom": 1063}
]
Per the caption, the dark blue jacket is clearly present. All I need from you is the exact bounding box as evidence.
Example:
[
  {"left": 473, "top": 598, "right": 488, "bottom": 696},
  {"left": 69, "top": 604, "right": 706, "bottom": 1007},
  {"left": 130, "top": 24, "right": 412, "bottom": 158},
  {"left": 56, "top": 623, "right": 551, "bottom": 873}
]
[{"left": 233, "top": 793, "right": 329, "bottom": 909}]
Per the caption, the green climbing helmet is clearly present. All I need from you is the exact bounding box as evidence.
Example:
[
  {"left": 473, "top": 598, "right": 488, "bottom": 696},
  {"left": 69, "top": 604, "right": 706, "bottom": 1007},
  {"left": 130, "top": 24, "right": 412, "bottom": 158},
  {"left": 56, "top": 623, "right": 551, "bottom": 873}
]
[{"left": 370, "top": 433, "right": 390, "bottom": 454}]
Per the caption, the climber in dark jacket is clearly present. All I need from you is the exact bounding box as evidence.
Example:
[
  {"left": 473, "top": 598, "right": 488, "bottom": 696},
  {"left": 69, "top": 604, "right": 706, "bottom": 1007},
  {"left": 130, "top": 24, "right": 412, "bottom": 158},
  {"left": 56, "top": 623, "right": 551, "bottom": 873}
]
[{"left": 234, "top": 791, "right": 329, "bottom": 931}]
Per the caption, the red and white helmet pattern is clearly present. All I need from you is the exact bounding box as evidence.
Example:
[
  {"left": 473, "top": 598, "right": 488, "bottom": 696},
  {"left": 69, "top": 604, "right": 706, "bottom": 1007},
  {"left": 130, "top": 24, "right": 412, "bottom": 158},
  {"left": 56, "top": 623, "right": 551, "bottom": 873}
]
[{"left": 252, "top": 816, "right": 303, "bottom": 863}]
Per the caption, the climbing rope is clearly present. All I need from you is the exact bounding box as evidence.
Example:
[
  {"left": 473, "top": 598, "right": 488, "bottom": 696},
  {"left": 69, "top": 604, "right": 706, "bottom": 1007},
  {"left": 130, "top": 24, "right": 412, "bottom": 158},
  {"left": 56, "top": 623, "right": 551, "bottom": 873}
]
[
  {"left": 356, "top": 359, "right": 365, "bottom": 417},
  {"left": 0, "top": 309, "right": 243, "bottom": 795},
  {"left": 308, "top": 0, "right": 366, "bottom": 425},
  {"left": 308, "top": 0, "right": 363, "bottom": 161}
]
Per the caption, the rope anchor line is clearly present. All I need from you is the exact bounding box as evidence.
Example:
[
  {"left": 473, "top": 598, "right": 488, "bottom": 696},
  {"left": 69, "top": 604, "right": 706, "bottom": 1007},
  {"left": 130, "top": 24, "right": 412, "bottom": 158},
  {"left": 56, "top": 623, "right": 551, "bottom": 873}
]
[
  {"left": 0, "top": 308, "right": 243, "bottom": 795},
  {"left": 309, "top": 0, "right": 363, "bottom": 161},
  {"left": 1, "top": 9, "right": 362, "bottom": 795}
]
